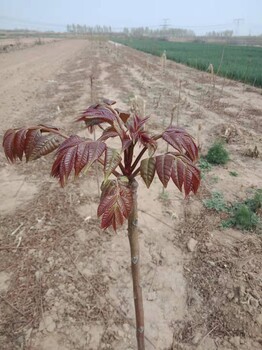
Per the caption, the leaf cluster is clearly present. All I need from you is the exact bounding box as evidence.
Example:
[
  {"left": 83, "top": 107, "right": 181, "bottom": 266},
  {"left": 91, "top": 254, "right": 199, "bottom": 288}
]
[{"left": 3, "top": 99, "right": 200, "bottom": 230}]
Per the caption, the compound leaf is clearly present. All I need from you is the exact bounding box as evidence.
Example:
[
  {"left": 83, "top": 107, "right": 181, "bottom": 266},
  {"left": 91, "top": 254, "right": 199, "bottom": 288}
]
[
  {"left": 3, "top": 126, "right": 61, "bottom": 163},
  {"left": 98, "top": 178, "right": 132, "bottom": 230},
  {"left": 51, "top": 136, "right": 106, "bottom": 187},
  {"left": 162, "top": 127, "right": 198, "bottom": 162}
]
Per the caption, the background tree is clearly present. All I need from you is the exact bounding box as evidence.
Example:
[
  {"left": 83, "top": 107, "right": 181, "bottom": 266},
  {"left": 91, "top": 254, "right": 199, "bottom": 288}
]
[{"left": 3, "top": 99, "right": 200, "bottom": 350}]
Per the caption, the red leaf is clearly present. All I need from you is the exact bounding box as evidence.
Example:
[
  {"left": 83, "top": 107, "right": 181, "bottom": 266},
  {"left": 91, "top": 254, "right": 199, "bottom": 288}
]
[
  {"left": 51, "top": 136, "right": 106, "bottom": 187},
  {"left": 98, "top": 178, "right": 132, "bottom": 230},
  {"left": 162, "top": 127, "right": 198, "bottom": 161},
  {"left": 171, "top": 154, "right": 200, "bottom": 196},
  {"left": 14, "top": 128, "right": 27, "bottom": 160},
  {"left": 76, "top": 104, "right": 117, "bottom": 125},
  {"left": 115, "top": 109, "right": 130, "bottom": 124},
  {"left": 155, "top": 154, "right": 174, "bottom": 188},
  {"left": 3, "top": 126, "right": 61, "bottom": 163},
  {"left": 3, "top": 129, "right": 17, "bottom": 162},
  {"left": 24, "top": 129, "right": 42, "bottom": 161},
  {"left": 99, "top": 126, "right": 119, "bottom": 141},
  {"left": 155, "top": 152, "right": 200, "bottom": 195}
]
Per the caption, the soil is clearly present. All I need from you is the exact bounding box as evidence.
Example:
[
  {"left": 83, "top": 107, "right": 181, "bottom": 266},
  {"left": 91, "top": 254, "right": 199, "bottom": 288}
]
[{"left": 0, "top": 38, "right": 261, "bottom": 350}]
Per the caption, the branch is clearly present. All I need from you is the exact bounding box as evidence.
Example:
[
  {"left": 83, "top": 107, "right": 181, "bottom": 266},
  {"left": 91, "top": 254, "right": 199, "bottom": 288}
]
[
  {"left": 131, "top": 166, "right": 141, "bottom": 179},
  {"left": 40, "top": 127, "right": 69, "bottom": 140},
  {"left": 118, "top": 161, "right": 127, "bottom": 175},
  {"left": 130, "top": 146, "right": 147, "bottom": 173}
]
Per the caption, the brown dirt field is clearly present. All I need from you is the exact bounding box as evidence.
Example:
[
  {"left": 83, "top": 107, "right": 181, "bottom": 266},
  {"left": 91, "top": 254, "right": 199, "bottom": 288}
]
[{"left": 0, "top": 39, "right": 261, "bottom": 350}]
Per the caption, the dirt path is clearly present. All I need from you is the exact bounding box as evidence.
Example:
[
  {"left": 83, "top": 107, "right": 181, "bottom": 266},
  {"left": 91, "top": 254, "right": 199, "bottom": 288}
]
[{"left": 0, "top": 39, "right": 261, "bottom": 350}]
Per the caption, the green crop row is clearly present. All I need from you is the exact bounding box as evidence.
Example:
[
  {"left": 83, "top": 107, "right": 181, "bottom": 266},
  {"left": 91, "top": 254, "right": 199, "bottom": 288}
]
[{"left": 115, "top": 37, "right": 262, "bottom": 88}]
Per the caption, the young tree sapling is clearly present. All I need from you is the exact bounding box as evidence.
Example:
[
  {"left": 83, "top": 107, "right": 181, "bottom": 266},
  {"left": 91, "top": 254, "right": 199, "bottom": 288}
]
[{"left": 3, "top": 99, "right": 200, "bottom": 350}]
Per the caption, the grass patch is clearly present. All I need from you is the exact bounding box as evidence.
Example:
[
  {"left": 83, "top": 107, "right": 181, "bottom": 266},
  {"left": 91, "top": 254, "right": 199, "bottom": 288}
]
[
  {"left": 229, "top": 171, "right": 238, "bottom": 177},
  {"left": 206, "top": 142, "right": 229, "bottom": 165},
  {"left": 203, "top": 191, "right": 228, "bottom": 212},
  {"left": 204, "top": 189, "right": 261, "bottom": 232}
]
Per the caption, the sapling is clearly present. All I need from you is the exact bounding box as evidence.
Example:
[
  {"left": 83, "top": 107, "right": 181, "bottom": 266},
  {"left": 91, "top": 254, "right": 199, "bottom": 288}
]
[{"left": 3, "top": 99, "right": 200, "bottom": 350}]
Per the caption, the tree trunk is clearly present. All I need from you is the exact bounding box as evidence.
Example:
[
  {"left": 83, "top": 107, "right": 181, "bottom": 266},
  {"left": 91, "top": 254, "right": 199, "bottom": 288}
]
[{"left": 128, "top": 179, "right": 145, "bottom": 350}]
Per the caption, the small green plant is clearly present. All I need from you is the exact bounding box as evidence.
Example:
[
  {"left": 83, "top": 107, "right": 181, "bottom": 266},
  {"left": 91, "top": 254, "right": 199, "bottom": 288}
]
[
  {"left": 222, "top": 190, "right": 262, "bottom": 231},
  {"left": 211, "top": 175, "right": 219, "bottom": 184},
  {"left": 198, "top": 157, "right": 212, "bottom": 180},
  {"left": 229, "top": 171, "right": 238, "bottom": 177},
  {"left": 203, "top": 191, "right": 227, "bottom": 212},
  {"left": 158, "top": 189, "right": 171, "bottom": 205},
  {"left": 234, "top": 205, "right": 259, "bottom": 230},
  {"left": 206, "top": 141, "right": 229, "bottom": 165},
  {"left": 198, "top": 157, "right": 212, "bottom": 172},
  {"left": 244, "top": 189, "right": 262, "bottom": 212}
]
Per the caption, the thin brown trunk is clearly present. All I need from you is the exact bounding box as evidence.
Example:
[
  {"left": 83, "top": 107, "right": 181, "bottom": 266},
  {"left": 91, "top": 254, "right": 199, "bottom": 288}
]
[{"left": 128, "top": 179, "right": 145, "bottom": 350}]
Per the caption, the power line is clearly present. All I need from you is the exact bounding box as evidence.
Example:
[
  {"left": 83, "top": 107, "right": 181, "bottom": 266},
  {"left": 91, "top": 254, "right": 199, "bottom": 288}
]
[
  {"left": 233, "top": 18, "right": 244, "bottom": 36},
  {"left": 160, "top": 18, "right": 170, "bottom": 31},
  {"left": 0, "top": 15, "right": 234, "bottom": 32}
]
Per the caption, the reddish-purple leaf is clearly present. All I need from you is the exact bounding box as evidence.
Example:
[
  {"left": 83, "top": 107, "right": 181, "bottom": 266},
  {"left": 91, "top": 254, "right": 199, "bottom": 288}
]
[
  {"left": 99, "top": 126, "right": 119, "bottom": 141},
  {"left": 155, "top": 152, "right": 200, "bottom": 195},
  {"left": 51, "top": 136, "right": 106, "bottom": 187},
  {"left": 3, "top": 127, "right": 61, "bottom": 163},
  {"left": 3, "top": 129, "right": 17, "bottom": 162},
  {"left": 97, "top": 178, "right": 132, "bottom": 230},
  {"left": 155, "top": 154, "right": 174, "bottom": 188},
  {"left": 127, "top": 115, "right": 149, "bottom": 141},
  {"left": 74, "top": 142, "right": 89, "bottom": 176},
  {"left": 24, "top": 129, "right": 42, "bottom": 161},
  {"left": 28, "top": 135, "right": 60, "bottom": 161},
  {"left": 14, "top": 128, "right": 27, "bottom": 160},
  {"left": 162, "top": 127, "right": 198, "bottom": 161},
  {"left": 115, "top": 109, "right": 130, "bottom": 124},
  {"left": 171, "top": 154, "right": 200, "bottom": 196},
  {"left": 76, "top": 104, "right": 117, "bottom": 125}
]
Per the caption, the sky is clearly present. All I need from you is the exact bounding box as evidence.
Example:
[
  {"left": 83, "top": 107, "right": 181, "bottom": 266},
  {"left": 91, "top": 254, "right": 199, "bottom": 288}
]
[{"left": 0, "top": 0, "right": 262, "bottom": 35}]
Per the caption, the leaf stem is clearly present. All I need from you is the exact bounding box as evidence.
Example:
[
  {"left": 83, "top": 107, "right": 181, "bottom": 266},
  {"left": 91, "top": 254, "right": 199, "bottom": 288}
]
[
  {"left": 130, "top": 147, "right": 147, "bottom": 173},
  {"left": 41, "top": 127, "right": 69, "bottom": 140},
  {"left": 118, "top": 161, "right": 127, "bottom": 175},
  {"left": 131, "top": 167, "right": 141, "bottom": 179}
]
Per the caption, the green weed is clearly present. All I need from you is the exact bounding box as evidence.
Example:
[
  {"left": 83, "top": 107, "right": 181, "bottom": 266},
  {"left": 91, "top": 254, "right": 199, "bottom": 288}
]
[
  {"left": 206, "top": 142, "right": 229, "bottom": 165},
  {"left": 203, "top": 192, "right": 228, "bottom": 212},
  {"left": 229, "top": 171, "right": 238, "bottom": 177}
]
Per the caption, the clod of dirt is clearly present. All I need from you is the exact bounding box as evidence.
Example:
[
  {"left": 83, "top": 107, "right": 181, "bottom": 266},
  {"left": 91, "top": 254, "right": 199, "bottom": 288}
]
[
  {"left": 0, "top": 271, "right": 11, "bottom": 292},
  {"left": 187, "top": 238, "right": 198, "bottom": 252}
]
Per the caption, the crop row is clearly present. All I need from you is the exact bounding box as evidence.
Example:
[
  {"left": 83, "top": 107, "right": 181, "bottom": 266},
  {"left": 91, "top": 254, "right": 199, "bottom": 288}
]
[{"left": 115, "top": 38, "right": 262, "bottom": 88}]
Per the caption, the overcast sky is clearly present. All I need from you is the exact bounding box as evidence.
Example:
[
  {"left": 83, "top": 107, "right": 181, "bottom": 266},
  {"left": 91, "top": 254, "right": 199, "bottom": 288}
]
[{"left": 0, "top": 0, "right": 262, "bottom": 35}]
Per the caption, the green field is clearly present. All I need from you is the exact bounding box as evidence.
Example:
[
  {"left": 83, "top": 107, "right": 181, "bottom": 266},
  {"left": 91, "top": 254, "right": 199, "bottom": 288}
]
[{"left": 115, "top": 37, "right": 262, "bottom": 88}]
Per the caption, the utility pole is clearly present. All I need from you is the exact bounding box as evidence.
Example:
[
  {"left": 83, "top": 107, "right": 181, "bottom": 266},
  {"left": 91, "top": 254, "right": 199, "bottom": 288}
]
[
  {"left": 234, "top": 18, "right": 244, "bottom": 36},
  {"left": 160, "top": 18, "right": 170, "bottom": 31}
]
